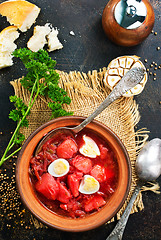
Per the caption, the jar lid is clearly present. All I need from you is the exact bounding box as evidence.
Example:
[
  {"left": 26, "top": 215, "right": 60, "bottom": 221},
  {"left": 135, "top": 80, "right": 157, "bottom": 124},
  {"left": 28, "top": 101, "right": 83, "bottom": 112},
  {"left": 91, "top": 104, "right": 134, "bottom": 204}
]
[{"left": 114, "top": 0, "right": 147, "bottom": 29}]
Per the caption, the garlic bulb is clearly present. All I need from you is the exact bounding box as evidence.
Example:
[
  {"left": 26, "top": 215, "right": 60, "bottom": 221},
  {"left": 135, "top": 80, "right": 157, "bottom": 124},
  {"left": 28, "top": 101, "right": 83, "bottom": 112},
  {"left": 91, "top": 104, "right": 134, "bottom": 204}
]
[{"left": 104, "top": 55, "right": 147, "bottom": 97}]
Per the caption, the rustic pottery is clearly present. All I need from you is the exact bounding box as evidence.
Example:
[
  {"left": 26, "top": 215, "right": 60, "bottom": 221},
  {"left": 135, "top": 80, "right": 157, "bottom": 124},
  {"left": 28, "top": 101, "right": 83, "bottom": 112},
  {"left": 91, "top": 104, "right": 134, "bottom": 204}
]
[{"left": 16, "top": 116, "right": 132, "bottom": 232}]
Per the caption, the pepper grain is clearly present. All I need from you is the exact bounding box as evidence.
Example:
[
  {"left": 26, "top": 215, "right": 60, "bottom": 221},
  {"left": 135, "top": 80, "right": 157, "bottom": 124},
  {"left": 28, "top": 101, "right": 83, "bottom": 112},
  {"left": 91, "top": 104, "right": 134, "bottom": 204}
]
[{"left": 0, "top": 159, "right": 46, "bottom": 236}]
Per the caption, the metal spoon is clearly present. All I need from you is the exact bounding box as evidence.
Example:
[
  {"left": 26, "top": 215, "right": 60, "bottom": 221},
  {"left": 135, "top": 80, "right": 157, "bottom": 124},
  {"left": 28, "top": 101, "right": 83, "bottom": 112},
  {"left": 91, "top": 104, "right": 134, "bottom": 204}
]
[
  {"left": 106, "top": 138, "right": 161, "bottom": 240},
  {"left": 35, "top": 67, "right": 145, "bottom": 155}
]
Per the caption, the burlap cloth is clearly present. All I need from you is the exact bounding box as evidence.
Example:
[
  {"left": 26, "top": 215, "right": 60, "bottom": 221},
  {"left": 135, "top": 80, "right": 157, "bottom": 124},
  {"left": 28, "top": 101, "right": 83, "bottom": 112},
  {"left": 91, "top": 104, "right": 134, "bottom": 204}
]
[{"left": 11, "top": 67, "right": 159, "bottom": 225}]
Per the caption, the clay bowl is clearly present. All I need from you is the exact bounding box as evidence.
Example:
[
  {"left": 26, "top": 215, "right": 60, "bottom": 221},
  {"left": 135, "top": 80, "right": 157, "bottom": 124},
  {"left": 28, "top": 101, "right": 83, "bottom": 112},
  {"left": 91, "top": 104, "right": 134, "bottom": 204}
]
[{"left": 16, "top": 116, "right": 132, "bottom": 232}]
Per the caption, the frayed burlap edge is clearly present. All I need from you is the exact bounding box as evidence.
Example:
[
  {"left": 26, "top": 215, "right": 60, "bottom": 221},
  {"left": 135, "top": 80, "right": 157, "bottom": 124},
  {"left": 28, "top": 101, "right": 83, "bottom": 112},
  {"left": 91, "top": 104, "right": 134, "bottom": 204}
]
[{"left": 10, "top": 67, "right": 159, "bottom": 228}]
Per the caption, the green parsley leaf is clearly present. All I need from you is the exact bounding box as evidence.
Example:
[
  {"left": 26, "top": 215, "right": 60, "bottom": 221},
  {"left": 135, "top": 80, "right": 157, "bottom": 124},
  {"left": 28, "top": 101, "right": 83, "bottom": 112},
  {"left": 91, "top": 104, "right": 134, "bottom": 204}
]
[{"left": 0, "top": 48, "right": 73, "bottom": 166}]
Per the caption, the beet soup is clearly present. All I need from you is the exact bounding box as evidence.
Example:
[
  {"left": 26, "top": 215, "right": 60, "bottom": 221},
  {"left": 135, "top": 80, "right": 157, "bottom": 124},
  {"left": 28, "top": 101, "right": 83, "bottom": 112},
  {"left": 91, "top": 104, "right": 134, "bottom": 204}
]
[{"left": 29, "top": 129, "right": 119, "bottom": 218}]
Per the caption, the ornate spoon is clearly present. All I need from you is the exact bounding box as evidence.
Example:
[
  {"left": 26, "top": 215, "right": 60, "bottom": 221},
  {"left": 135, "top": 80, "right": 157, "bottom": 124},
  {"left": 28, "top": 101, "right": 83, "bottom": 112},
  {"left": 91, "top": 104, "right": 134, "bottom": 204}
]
[
  {"left": 106, "top": 138, "right": 161, "bottom": 240},
  {"left": 35, "top": 67, "right": 145, "bottom": 155}
]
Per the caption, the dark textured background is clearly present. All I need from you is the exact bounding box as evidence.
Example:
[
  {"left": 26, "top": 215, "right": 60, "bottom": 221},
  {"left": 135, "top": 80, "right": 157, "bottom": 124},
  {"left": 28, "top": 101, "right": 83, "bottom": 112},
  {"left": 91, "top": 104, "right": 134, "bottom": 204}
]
[{"left": 0, "top": 0, "right": 161, "bottom": 239}]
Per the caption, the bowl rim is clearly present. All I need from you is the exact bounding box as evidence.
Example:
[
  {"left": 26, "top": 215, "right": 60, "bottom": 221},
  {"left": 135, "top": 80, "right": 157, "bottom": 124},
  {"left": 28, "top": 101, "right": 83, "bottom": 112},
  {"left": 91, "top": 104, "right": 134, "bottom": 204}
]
[{"left": 16, "top": 116, "right": 132, "bottom": 232}]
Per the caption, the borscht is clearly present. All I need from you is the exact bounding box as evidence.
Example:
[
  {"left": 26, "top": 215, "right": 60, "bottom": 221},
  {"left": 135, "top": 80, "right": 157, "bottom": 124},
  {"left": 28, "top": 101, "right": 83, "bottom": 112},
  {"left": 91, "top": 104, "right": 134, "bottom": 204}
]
[{"left": 29, "top": 129, "right": 119, "bottom": 218}]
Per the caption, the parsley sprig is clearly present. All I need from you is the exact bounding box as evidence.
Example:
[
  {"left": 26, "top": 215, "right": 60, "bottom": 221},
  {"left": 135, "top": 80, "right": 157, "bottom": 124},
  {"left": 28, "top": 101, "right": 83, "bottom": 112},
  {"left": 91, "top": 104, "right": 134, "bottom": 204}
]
[{"left": 0, "top": 48, "right": 72, "bottom": 166}]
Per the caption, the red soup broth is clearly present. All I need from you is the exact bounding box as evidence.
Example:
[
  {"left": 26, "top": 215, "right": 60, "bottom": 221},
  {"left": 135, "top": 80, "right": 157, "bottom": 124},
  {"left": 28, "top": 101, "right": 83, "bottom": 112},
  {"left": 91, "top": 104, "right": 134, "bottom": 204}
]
[{"left": 29, "top": 129, "right": 119, "bottom": 218}]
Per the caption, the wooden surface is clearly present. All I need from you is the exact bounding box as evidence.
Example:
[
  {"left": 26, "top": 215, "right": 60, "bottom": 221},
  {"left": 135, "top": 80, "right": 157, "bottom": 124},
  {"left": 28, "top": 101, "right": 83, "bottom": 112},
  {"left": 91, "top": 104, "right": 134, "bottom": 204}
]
[
  {"left": 102, "top": 0, "right": 155, "bottom": 46},
  {"left": 0, "top": 0, "right": 161, "bottom": 239}
]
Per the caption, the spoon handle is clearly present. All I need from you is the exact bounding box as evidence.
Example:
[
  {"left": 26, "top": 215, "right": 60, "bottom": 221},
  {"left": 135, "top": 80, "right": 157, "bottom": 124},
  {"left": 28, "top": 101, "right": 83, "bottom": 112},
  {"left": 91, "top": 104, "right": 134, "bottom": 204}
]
[
  {"left": 73, "top": 67, "right": 145, "bottom": 134},
  {"left": 73, "top": 87, "right": 122, "bottom": 133},
  {"left": 106, "top": 185, "right": 141, "bottom": 240}
]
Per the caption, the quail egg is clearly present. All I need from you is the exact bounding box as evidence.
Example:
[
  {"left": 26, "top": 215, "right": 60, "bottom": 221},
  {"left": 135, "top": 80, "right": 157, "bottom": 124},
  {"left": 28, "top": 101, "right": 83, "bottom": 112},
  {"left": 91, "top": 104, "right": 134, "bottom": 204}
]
[
  {"left": 48, "top": 158, "right": 69, "bottom": 177},
  {"left": 79, "top": 175, "right": 100, "bottom": 194},
  {"left": 79, "top": 135, "right": 100, "bottom": 158}
]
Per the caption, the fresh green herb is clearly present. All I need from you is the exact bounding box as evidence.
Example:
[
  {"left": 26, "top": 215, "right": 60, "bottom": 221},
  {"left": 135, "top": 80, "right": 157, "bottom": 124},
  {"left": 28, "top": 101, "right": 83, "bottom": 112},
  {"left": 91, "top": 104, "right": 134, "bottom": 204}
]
[
  {"left": 0, "top": 48, "right": 73, "bottom": 166},
  {"left": 9, "top": 95, "right": 29, "bottom": 128}
]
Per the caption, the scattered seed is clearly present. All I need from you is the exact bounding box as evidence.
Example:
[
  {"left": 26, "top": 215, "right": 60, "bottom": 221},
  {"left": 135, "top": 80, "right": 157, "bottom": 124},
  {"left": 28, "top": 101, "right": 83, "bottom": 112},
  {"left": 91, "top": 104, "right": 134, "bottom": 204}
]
[
  {"left": 146, "top": 68, "right": 149, "bottom": 72},
  {"left": 158, "top": 66, "right": 161, "bottom": 69},
  {"left": 153, "top": 78, "right": 156, "bottom": 81},
  {"left": 154, "top": 67, "right": 157, "bottom": 70},
  {"left": 144, "top": 59, "right": 148, "bottom": 63},
  {"left": 153, "top": 73, "right": 157, "bottom": 76},
  {"left": 149, "top": 72, "right": 152, "bottom": 75},
  {"left": 154, "top": 32, "right": 157, "bottom": 35},
  {"left": 157, "top": 47, "right": 160, "bottom": 50},
  {"left": 150, "top": 64, "right": 153, "bottom": 67},
  {"left": 151, "top": 30, "right": 154, "bottom": 33},
  {"left": 0, "top": 160, "right": 45, "bottom": 233}
]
